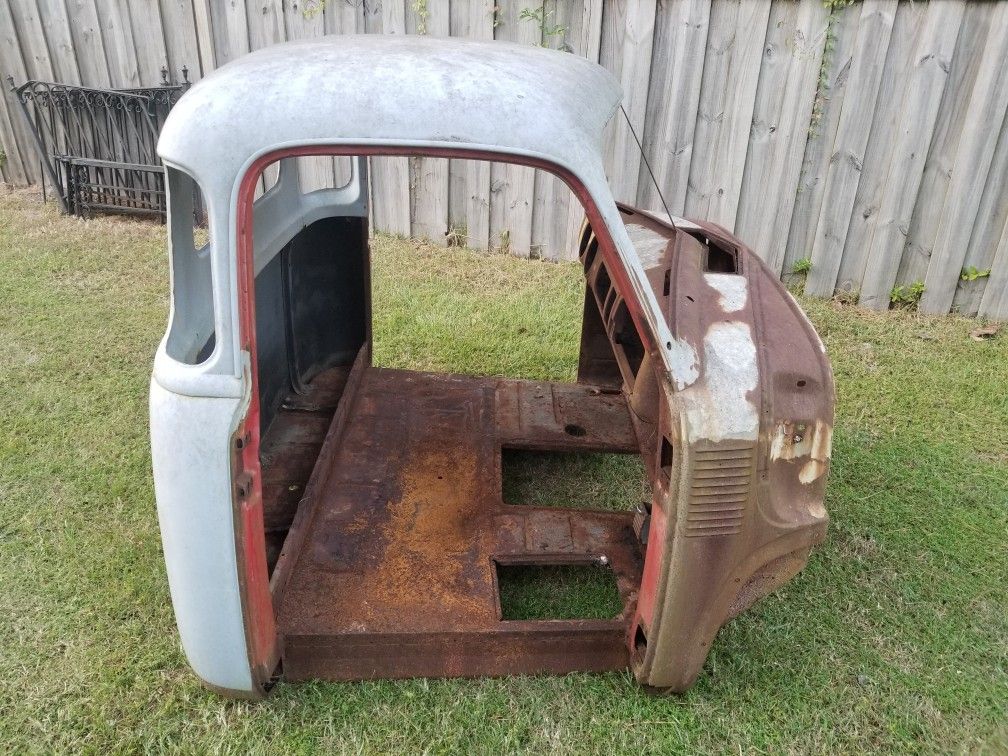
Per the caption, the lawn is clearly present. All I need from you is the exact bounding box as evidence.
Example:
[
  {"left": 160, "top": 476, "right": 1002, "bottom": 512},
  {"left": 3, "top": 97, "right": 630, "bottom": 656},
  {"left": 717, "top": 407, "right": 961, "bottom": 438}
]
[{"left": 0, "top": 187, "right": 1005, "bottom": 754}]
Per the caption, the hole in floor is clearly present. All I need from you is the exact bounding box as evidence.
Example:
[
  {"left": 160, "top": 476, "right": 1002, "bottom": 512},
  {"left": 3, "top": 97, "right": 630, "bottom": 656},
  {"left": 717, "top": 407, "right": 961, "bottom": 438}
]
[
  {"left": 501, "top": 449, "right": 648, "bottom": 510},
  {"left": 563, "top": 423, "right": 586, "bottom": 437},
  {"left": 496, "top": 563, "right": 623, "bottom": 620}
]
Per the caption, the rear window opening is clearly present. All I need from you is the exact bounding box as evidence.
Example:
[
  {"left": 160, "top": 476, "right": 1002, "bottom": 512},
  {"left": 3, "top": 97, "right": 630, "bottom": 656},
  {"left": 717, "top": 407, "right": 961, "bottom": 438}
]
[
  {"left": 501, "top": 448, "right": 647, "bottom": 511},
  {"left": 164, "top": 168, "right": 215, "bottom": 366},
  {"left": 495, "top": 562, "right": 623, "bottom": 621}
]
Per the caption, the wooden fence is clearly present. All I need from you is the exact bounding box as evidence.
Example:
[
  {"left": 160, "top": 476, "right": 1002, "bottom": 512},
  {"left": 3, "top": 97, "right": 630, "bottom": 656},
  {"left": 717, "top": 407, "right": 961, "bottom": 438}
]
[{"left": 1, "top": 0, "right": 1006, "bottom": 319}]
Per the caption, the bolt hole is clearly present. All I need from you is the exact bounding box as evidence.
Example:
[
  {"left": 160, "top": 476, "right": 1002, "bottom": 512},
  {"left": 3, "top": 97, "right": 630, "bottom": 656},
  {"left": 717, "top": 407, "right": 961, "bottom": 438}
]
[
  {"left": 796, "top": 379, "right": 807, "bottom": 388},
  {"left": 634, "top": 624, "right": 648, "bottom": 659},
  {"left": 564, "top": 423, "right": 587, "bottom": 437},
  {"left": 235, "top": 437, "right": 244, "bottom": 449},
  {"left": 666, "top": 341, "right": 672, "bottom": 349}
]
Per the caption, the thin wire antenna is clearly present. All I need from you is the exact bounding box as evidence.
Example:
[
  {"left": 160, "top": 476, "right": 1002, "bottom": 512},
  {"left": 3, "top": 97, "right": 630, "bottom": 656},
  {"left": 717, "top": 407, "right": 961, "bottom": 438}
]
[{"left": 620, "top": 104, "right": 676, "bottom": 230}]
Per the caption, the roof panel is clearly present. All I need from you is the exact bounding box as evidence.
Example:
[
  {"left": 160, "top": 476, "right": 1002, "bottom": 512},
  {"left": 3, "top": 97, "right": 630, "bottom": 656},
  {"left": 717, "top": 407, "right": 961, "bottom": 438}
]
[{"left": 157, "top": 35, "right": 622, "bottom": 189}]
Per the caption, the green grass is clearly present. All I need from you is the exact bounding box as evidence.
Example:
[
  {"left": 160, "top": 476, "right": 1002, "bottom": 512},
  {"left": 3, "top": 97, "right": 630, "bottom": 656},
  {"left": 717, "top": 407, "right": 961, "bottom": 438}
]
[
  {"left": 497, "top": 563, "right": 624, "bottom": 621},
  {"left": 501, "top": 449, "right": 647, "bottom": 511},
  {"left": 1, "top": 187, "right": 1006, "bottom": 753}
]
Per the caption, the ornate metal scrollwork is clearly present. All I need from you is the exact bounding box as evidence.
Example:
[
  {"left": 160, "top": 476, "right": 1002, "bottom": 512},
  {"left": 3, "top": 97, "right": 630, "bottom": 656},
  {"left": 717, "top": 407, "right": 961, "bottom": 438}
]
[{"left": 7, "top": 72, "right": 191, "bottom": 219}]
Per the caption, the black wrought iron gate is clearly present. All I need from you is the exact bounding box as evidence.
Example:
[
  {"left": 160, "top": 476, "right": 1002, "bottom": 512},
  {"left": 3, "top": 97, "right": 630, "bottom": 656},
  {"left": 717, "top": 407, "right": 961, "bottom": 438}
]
[{"left": 7, "top": 68, "right": 190, "bottom": 220}]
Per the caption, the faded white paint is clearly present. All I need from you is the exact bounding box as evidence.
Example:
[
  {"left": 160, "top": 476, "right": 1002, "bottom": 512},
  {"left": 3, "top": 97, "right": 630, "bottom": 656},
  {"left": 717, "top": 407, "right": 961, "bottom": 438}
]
[
  {"left": 680, "top": 321, "right": 759, "bottom": 442},
  {"left": 704, "top": 273, "right": 748, "bottom": 312},
  {"left": 158, "top": 34, "right": 700, "bottom": 391},
  {"left": 149, "top": 378, "right": 253, "bottom": 693},
  {"left": 626, "top": 222, "right": 669, "bottom": 268}
]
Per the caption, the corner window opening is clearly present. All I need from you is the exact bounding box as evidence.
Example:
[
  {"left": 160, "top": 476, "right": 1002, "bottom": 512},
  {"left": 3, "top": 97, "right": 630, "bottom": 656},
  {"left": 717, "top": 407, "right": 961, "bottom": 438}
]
[{"left": 164, "top": 168, "right": 216, "bottom": 366}]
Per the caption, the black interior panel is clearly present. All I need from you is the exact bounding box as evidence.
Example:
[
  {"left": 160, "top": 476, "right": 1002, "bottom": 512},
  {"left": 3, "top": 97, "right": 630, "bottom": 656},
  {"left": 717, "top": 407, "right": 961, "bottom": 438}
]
[{"left": 254, "top": 216, "right": 368, "bottom": 434}]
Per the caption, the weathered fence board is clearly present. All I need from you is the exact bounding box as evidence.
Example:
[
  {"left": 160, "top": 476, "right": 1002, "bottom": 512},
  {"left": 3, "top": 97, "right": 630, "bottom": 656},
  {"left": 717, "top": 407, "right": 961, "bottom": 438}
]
[
  {"left": 600, "top": 0, "right": 655, "bottom": 205},
  {"left": 36, "top": 0, "right": 82, "bottom": 84},
  {"left": 954, "top": 107, "right": 1008, "bottom": 316},
  {"left": 785, "top": 1, "right": 862, "bottom": 283},
  {"left": 735, "top": 0, "right": 829, "bottom": 276},
  {"left": 130, "top": 0, "right": 171, "bottom": 83},
  {"left": 858, "top": 1, "right": 963, "bottom": 311},
  {"left": 447, "top": 0, "right": 493, "bottom": 250},
  {"left": 686, "top": 0, "right": 770, "bottom": 227},
  {"left": 95, "top": 0, "right": 142, "bottom": 88},
  {"left": 0, "top": 1, "right": 32, "bottom": 184},
  {"left": 8, "top": 0, "right": 55, "bottom": 82},
  {"left": 803, "top": 0, "right": 896, "bottom": 296},
  {"left": 638, "top": 0, "right": 709, "bottom": 215},
  {"left": 489, "top": 1, "right": 539, "bottom": 257},
  {"left": 979, "top": 216, "right": 1008, "bottom": 320},
  {"left": 547, "top": 0, "right": 603, "bottom": 259},
  {"left": 408, "top": 0, "right": 450, "bottom": 246},
  {"left": 157, "top": 0, "right": 201, "bottom": 83},
  {"left": 210, "top": 0, "right": 251, "bottom": 65},
  {"left": 64, "top": 0, "right": 111, "bottom": 87},
  {"left": 898, "top": 2, "right": 989, "bottom": 294},
  {"left": 366, "top": 0, "right": 410, "bottom": 236},
  {"left": 920, "top": 2, "right": 1008, "bottom": 315},
  {"left": 3, "top": 0, "right": 1008, "bottom": 319},
  {"left": 832, "top": 0, "right": 927, "bottom": 297}
]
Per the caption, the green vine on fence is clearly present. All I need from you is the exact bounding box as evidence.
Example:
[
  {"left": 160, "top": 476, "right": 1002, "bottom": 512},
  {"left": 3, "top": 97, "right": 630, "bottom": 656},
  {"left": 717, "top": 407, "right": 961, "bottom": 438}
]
[
  {"left": 520, "top": 5, "right": 567, "bottom": 47},
  {"left": 301, "top": 0, "right": 324, "bottom": 19},
  {"left": 809, "top": 0, "right": 855, "bottom": 136},
  {"left": 412, "top": 0, "right": 430, "bottom": 34},
  {"left": 890, "top": 281, "right": 926, "bottom": 310},
  {"left": 960, "top": 266, "right": 991, "bottom": 282}
]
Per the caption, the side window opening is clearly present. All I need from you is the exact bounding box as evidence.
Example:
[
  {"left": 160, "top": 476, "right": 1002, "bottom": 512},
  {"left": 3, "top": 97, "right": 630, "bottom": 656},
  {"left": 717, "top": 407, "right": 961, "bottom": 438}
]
[{"left": 164, "top": 168, "right": 216, "bottom": 366}]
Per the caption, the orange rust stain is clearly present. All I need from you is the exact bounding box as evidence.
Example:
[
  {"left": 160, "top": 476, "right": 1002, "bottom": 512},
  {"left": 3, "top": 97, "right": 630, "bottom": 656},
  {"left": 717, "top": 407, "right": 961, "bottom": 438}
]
[{"left": 352, "top": 445, "right": 496, "bottom": 629}]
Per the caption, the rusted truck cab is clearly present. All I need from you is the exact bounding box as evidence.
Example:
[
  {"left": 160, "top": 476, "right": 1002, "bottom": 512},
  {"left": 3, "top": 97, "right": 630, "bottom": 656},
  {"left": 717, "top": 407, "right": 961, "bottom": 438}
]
[{"left": 151, "top": 35, "right": 833, "bottom": 697}]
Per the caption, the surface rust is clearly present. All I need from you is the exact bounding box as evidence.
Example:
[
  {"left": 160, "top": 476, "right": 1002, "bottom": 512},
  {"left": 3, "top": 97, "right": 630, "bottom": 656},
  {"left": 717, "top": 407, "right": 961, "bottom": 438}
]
[
  {"left": 251, "top": 198, "right": 833, "bottom": 689},
  {"left": 275, "top": 368, "right": 644, "bottom": 681}
]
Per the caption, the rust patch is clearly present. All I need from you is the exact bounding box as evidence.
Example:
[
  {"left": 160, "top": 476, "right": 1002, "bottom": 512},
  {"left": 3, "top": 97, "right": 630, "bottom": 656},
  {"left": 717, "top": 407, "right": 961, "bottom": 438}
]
[
  {"left": 770, "top": 419, "right": 833, "bottom": 485},
  {"left": 276, "top": 367, "right": 644, "bottom": 680}
]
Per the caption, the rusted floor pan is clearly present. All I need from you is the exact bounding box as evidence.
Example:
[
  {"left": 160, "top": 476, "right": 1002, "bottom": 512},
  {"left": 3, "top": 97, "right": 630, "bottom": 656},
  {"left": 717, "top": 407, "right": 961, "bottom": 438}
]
[{"left": 275, "top": 368, "right": 644, "bottom": 681}]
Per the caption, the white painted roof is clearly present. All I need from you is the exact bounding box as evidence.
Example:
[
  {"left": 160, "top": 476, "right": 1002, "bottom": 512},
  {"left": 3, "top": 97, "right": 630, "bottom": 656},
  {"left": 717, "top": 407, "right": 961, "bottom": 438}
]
[
  {"left": 158, "top": 35, "right": 622, "bottom": 190},
  {"left": 157, "top": 34, "right": 698, "bottom": 391}
]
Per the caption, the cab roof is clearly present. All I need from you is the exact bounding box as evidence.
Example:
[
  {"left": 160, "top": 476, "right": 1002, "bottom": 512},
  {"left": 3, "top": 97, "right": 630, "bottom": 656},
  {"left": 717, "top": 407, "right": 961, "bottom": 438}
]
[{"left": 157, "top": 35, "right": 622, "bottom": 192}]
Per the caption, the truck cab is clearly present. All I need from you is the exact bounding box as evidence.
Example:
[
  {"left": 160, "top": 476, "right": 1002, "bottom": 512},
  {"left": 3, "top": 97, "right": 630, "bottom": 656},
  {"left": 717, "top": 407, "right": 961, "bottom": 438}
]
[{"left": 152, "top": 35, "right": 833, "bottom": 697}]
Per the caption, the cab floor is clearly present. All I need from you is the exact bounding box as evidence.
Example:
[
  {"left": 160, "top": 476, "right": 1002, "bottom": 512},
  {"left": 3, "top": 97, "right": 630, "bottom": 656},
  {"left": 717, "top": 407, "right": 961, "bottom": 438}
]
[{"left": 272, "top": 366, "right": 645, "bottom": 681}]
